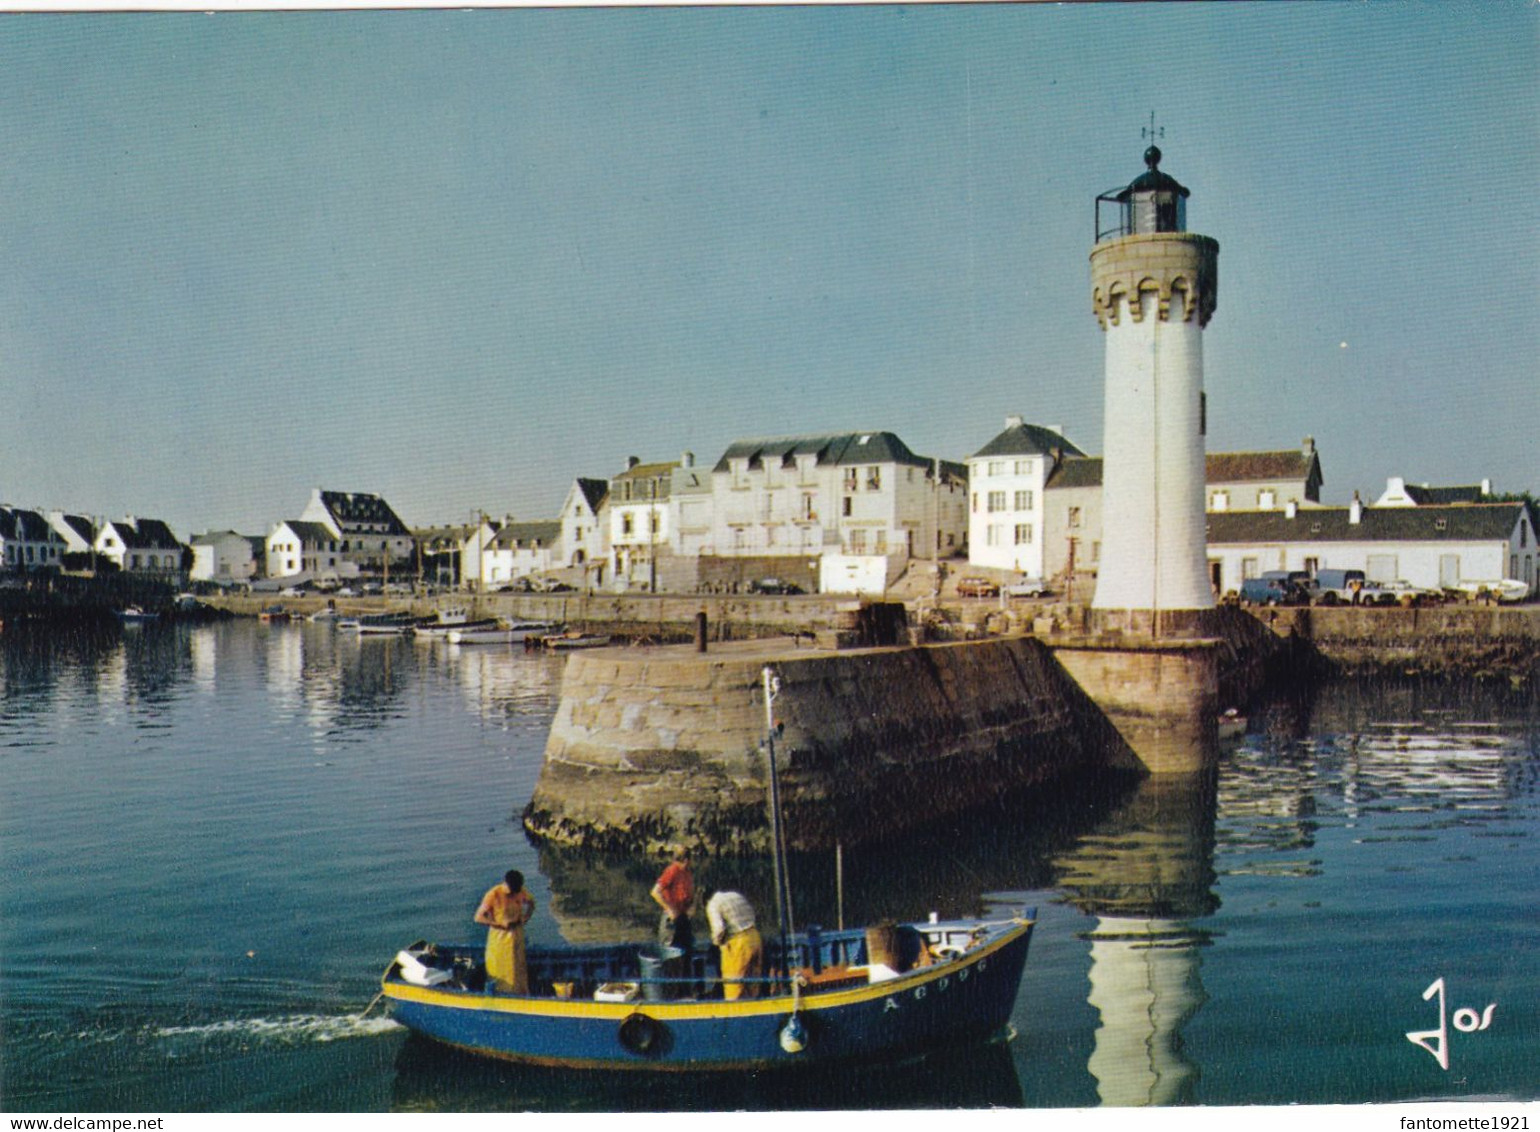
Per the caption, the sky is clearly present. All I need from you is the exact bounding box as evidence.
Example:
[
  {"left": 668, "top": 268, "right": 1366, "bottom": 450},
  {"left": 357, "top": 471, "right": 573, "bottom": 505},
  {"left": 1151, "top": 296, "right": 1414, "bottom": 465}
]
[{"left": 1, "top": 3, "right": 1536, "bottom": 539}]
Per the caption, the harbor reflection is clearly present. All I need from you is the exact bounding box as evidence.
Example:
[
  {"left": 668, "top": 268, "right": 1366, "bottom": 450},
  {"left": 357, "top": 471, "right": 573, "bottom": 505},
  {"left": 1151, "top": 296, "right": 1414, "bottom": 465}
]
[
  {"left": 389, "top": 1025, "right": 1025, "bottom": 1112},
  {"left": 1052, "top": 771, "right": 1219, "bottom": 1107}
]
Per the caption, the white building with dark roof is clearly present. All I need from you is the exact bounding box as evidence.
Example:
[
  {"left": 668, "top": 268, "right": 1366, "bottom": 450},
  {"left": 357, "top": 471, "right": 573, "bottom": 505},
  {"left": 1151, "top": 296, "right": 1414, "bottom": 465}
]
[
  {"left": 967, "top": 415, "right": 1086, "bottom": 577},
  {"left": 265, "top": 520, "right": 345, "bottom": 581},
  {"left": 46, "top": 511, "right": 97, "bottom": 555},
  {"left": 707, "top": 431, "right": 965, "bottom": 564},
  {"left": 189, "top": 530, "right": 260, "bottom": 585},
  {"left": 94, "top": 517, "right": 185, "bottom": 581},
  {"left": 298, "top": 488, "right": 414, "bottom": 577},
  {"left": 558, "top": 477, "right": 610, "bottom": 586},
  {"left": 1374, "top": 475, "right": 1493, "bottom": 508},
  {"left": 485, "top": 520, "right": 561, "bottom": 588},
  {"left": 1206, "top": 499, "right": 1536, "bottom": 596},
  {"left": 1, "top": 506, "right": 67, "bottom": 572}
]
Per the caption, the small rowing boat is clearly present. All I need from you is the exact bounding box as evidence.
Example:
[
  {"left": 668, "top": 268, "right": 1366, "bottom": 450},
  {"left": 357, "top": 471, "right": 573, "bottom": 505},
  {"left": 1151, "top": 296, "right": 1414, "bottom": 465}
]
[{"left": 447, "top": 621, "right": 561, "bottom": 646}]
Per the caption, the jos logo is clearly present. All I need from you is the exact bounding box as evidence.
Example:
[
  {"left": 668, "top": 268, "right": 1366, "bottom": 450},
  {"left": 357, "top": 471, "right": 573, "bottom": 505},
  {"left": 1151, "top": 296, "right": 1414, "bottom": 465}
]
[{"left": 1406, "top": 977, "right": 1496, "bottom": 1071}]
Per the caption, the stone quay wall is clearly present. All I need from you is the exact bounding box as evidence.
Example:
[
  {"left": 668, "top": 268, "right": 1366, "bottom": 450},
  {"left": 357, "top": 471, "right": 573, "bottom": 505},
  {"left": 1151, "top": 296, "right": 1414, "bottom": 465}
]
[
  {"left": 1252, "top": 605, "right": 1540, "bottom": 685},
  {"left": 522, "top": 636, "right": 1138, "bottom": 856}
]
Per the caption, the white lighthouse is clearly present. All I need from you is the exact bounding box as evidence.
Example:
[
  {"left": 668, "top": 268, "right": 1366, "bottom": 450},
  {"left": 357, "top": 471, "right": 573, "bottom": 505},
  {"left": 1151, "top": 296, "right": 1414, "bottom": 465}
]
[{"left": 1090, "top": 145, "right": 1219, "bottom": 633}]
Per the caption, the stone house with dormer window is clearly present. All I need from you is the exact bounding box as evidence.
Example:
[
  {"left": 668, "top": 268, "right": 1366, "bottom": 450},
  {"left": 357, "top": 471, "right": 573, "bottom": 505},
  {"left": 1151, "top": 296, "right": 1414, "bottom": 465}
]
[
  {"left": 707, "top": 432, "right": 965, "bottom": 575},
  {"left": 265, "top": 520, "right": 345, "bottom": 581},
  {"left": 298, "top": 488, "right": 415, "bottom": 578},
  {"left": 484, "top": 520, "right": 561, "bottom": 588},
  {"left": 967, "top": 416, "right": 1086, "bottom": 578},
  {"left": 558, "top": 478, "right": 610, "bottom": 587}
]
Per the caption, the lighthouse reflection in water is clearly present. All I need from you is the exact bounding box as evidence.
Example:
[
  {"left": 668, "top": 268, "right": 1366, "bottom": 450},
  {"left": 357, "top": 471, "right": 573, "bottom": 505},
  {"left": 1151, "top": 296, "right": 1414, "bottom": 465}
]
[{"left": 1054, "top": 773, "right": 1218, "bottom": 1106}]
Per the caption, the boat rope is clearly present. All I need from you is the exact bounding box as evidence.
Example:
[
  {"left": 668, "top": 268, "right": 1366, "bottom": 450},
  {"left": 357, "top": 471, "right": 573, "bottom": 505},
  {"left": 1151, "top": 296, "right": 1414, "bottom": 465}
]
[{"left": 357, "top": 991, "right": 385, "bottom": 1020}]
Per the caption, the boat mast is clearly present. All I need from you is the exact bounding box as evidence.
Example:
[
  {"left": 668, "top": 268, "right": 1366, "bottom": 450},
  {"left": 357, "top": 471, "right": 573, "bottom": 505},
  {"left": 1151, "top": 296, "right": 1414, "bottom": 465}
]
[{"left": 762, "top": 666, "right": 795, "bottom": 978}]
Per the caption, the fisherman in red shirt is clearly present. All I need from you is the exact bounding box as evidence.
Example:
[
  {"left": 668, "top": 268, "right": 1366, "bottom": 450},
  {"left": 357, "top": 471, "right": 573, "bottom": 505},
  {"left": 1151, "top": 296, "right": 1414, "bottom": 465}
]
[{"left": 650, "top": 845, "right": 695, "bottom": 952}]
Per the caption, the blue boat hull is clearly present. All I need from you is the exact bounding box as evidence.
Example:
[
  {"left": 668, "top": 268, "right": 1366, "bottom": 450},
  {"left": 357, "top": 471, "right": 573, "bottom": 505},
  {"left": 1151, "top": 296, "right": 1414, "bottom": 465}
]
[{"left": 383, "top": 918, "right": 1033, "bottom": 1072}]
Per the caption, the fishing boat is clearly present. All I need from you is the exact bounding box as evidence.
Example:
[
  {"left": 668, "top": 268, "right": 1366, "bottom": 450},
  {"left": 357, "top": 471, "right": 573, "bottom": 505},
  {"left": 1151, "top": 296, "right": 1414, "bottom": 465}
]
[
  {"left": 115, "top": 606, "right": 160, "bottom": 624},
  {"left": 1217, "top": 707, "right": 1247, "bottom": 740},
  {"left": 258, "top": 605, "right": 291, "bottom": 624},
  {"left": 351, "top": 611, "right": 416, "bottom": 635},
  {"left": 447, "top": 620, "right": 561, "bottom": 646},
  {"left": 541, "top": 631, "right": 612, "bottom": 651},
  {"left": 413, "top": 608, "right": 502, "bottom": 640},
  {"left": 308, "top": 606, "right": 342, "bottom": 624},
  {"left": 380, "top": 667, "right": 1036, "bottom": 1071}
]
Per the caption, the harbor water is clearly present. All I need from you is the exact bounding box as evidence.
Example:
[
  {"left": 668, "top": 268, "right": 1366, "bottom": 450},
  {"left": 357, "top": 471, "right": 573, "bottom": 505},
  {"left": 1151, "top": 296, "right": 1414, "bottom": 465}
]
[{"left": 1, "top": 619, "right": 1536, "bottom": 1111}]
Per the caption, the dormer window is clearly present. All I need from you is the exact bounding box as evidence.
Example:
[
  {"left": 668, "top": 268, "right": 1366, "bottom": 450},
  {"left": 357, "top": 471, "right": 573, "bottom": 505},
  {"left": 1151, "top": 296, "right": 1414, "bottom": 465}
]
[{"left": 1435, "top": 518, "right": 1448, "bottom": 531}]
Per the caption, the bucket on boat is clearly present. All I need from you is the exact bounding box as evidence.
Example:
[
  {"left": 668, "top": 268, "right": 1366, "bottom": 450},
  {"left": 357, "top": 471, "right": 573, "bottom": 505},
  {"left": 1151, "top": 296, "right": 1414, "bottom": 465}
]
[{"left": 637, "top": 944, "right": 685, "bottom": 1002}]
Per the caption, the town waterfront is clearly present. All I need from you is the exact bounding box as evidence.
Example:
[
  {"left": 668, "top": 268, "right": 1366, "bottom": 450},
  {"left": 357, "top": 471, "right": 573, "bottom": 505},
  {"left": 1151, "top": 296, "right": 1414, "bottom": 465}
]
[{"left": 1, "top": 619, "right": 1536, "bottom": 1112}]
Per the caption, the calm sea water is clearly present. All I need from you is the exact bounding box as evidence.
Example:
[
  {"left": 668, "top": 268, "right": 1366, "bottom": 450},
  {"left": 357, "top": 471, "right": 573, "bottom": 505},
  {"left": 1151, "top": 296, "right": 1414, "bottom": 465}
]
[{"left": 1, "top": 620, "right": 1536, "bottom": 1112}]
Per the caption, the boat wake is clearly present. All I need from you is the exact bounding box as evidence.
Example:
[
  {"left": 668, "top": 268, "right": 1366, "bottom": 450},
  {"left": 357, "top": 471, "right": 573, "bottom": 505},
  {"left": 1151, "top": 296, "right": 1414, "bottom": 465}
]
[{"left": 39, "top": 1012, "right": 403, "bottom": 1050}]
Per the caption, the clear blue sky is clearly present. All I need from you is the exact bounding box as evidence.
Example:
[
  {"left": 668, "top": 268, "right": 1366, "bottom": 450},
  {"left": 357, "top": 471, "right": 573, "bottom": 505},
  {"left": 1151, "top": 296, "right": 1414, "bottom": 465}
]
[{"left": 2, "top": 4, "right": 1535, "bottom": 538}]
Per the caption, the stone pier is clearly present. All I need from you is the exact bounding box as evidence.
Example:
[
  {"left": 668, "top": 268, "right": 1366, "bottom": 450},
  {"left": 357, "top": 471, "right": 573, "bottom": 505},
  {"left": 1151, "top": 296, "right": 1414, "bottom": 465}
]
[{"left": 523, "top": 635, "right": 1140, "bottom": 855}]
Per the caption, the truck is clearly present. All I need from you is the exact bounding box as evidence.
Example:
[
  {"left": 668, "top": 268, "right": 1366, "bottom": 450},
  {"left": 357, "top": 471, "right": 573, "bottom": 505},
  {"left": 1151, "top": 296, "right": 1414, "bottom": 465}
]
[{"left": 1308, "top": 568, "right": 1368, "bottom": 605}]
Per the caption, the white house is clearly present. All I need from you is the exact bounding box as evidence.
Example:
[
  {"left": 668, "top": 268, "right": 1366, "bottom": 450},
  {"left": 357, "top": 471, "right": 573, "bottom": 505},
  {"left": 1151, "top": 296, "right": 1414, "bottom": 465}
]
[
  {"left": 1, "top": 506, "right": 67, "bottom": 572},
  {"left": 609, "top": 456, "right": 680, "bottom": 591},
  {"left": 265, "top": 520, "right": 347, "bottom": 581},
  {"left": 1206, "top": 499, "right": 1537, "bottom": 597},
  {"left": 1374, "top": 475, "right": 1492, "bottom": 508},
  {"left": 298, "top": 488, "right": 415, "bottom": 577},
  {"left": 47, "top": 512, "right": 97, "bottom": 556},
  {"left": 188, "top": 530, "right": 259, "bottom": 586},
  {"left": 95, "top": 517, "right": 185, "bottom": 581},
  {"left": 707, "top": 431, "right": 965, "bottom": 565},
  {"left": 484, "top": 521, "right": 561, "bottom": 587},
  {"left": 558, "top": 478, "right": 609, "bottom": 586},
  {"left": 967, "top": 416, "right": 1086, "bottom": 578}
]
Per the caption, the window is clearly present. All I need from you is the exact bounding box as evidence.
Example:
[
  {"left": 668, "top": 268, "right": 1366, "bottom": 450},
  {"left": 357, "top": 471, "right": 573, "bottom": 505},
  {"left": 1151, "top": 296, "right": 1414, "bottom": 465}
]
[
  {"left": 1091, "top": 541, "right": 1100, "bottom": 563},
  {"left": 842, "top": 497, "right": 852, "bottom": 517},
  {"left": 849, "top": 529, "right": 867, "bottom": 554},
  {"left": 1014, "top": 490, "right": 1034, "bottom": 511},
  {"left": 874, "top": 531, "right": 887, "bottom": 554},
  {"left": 987, "top": 491, "right": 1007, "bottom": 513},
  {"left": 1242, "top": 557, "right": 1259, "bottom": 580},
  {"left": 1067, "top": 507, "right": 1082, "bottom": 529},
  {"left": 1304, "top": 557, "right": 1319, "bottom": 576},
  {"left": 1211, "top": 491, "right": 1229, "bottom": 512},
  {"left": 971, "top": 493, "right": 978, "bottom": 514},
  {"left": 843, "top": 469, "right": 858, "bottom": 491},
  {"left": 1014, "top": 460, "right": 1032, "bottom": 475},
  {"left": 1259, "top": 490, "right": 1276, "bottom": 510},
  {"left": 621, "top": 515, "right": 634, "bottom": 537},
  {"left": 987, "top": 461, "right": 1004, "bottom": 477},
  {"left": 802, "top": 495, "right": 816, "bottom": 521},
  {"left": 866, "top": 467, "right": 881, "bottom": 491},
  {"left": 1014, "top": 524, "right": 1033, "bottom": 545}
]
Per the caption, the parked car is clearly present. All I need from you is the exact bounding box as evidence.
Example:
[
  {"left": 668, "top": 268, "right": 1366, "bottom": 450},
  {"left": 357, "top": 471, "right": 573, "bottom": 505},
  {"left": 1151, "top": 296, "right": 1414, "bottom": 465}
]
[
  {"left": 750, "top": 578, "right": 803, "bottom": 595},
  {"left": 1374, "top": 579, "right": 1438, "bottom": 606},
  {"left": 279, "top": 585, "right": 306, "bottom": 597},
  {"left": 1239, "top": 571, "right": 1308, "bottom": 606},
  {"left": 956, "top": 576, "right": 1000, "bottom": 598},
  {"left": 1307, "top": 568, "right": 1368, "bottom": 605},
  {"left": 1004, "top": 576, "right": 1050, "bottom": 598},
  {"left": 335, "top": 586, "right": 357, "bottom": 597}
]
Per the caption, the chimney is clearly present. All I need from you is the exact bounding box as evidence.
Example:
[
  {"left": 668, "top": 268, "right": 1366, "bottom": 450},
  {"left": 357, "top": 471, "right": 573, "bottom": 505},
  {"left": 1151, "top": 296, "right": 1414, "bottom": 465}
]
[
  {"left": 681, "top": 451, "right": 695, "bottom": 468},
  {"left": 1387, "top": 475, "right": 1405, "bottom": 496},
  {"left": 1285, "top": 500, "right": 1298, "bottom": 519},
  {"left": 1349, "top": 492, "right": 1363, "bottom": 525},
  {"left": 1481, "top": 478, "right": 1492, "bottom": 496},
  {"left": 627, "top": 455, "right": 640, "bottom": 470},
  {"left": 1005, "top": 414, "right": 1024, "bottom": 429},
  {"left": 1302, "top": 436, "right": 1315, "bottom": 457}
]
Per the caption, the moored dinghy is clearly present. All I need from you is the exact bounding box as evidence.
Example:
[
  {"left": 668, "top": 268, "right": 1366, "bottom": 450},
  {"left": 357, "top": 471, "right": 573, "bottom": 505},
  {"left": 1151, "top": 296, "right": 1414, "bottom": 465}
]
[{"left": 380, "top": 665, "right": 1035, "bottom": 1070}]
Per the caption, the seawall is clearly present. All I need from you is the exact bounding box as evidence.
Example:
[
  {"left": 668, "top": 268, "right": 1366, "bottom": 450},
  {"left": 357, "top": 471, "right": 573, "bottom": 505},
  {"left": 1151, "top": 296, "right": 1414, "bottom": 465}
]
[{"left": 522, "top": 636, "right": 1140, "bottom": 855}]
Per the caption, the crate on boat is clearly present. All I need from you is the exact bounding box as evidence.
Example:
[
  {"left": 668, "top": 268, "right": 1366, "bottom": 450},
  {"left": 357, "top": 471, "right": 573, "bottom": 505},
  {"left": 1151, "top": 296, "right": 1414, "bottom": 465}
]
[{"left": 594, "top": 981, "right": 640, "bottom": 1003}]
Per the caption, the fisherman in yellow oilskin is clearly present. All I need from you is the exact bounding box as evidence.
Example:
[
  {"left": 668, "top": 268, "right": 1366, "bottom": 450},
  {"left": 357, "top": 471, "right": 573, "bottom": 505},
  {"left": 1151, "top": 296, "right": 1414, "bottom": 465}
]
[
  {"left": 475, "top": 869, "right": 535, "bottom": 994},
  {"left": 704, "top": 888, "right": 763, "bottom": 1000}
]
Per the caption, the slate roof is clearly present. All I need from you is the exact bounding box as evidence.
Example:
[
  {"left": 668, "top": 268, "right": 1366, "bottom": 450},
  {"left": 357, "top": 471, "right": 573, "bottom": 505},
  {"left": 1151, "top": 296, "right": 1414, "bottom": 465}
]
[
  {"left": 575, "top": 478, "right": 609, "bottom": 514},
  {"left": 712, "top": 432, "right": 932, "bottom": 474},
  {"left": 53, "top": 514, "right": 97, "bottom": 545},
  {"left": 106, "top": 518, "right": 181, "bottom": 549},
  {"left": 1206, "top": 450, "right": 1319, "bottom": 485},
  {"left": 493, "top": 520, "right": 560, "bottom": 548},
  {"left": 275, "top": 520, "right": 335, "bottom": 545},
  {"left": 0, "top": 507, "right": 59, "bottom": 542},
  {"left": 1207, "top": 503, "right": 1527, "bottom": 545},
  {"left": 1045, "top": 457, "right": 1105, "bottom": 490},
  {"left": 1403, "top": 483, "right": 1487, "bottom": 506},
  {"left": 970, "top": 423, "right": 1085, "bottom": 461},
  {"left": 1045, "top": 450, "right": 1323, "bottom": 491},
  {"left": 317, "top": 491, "right": 409, "bottom": 535}
]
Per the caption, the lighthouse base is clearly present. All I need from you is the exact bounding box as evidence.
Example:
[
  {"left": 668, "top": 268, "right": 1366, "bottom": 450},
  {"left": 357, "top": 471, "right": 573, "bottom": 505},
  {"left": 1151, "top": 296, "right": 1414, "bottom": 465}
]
[
  {"left": 1087, "top": 606, "right": 1226, "bottom": 640},
  {"left": 1048, "top": 632, "right": 1221, "bottom": 775}
]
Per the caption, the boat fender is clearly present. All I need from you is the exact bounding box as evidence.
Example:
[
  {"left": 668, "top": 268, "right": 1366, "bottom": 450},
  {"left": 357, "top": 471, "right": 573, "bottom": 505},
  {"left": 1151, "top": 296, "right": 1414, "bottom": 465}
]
[
  {"left": 932, "top": 944, "right": 968, "bottom": 962},
  {"left": 779, "top": 1013, "right": 808, "bottom": 1054},
  {"left": 618, "top": 1012, "right": 663, "bottom": 1056}
]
